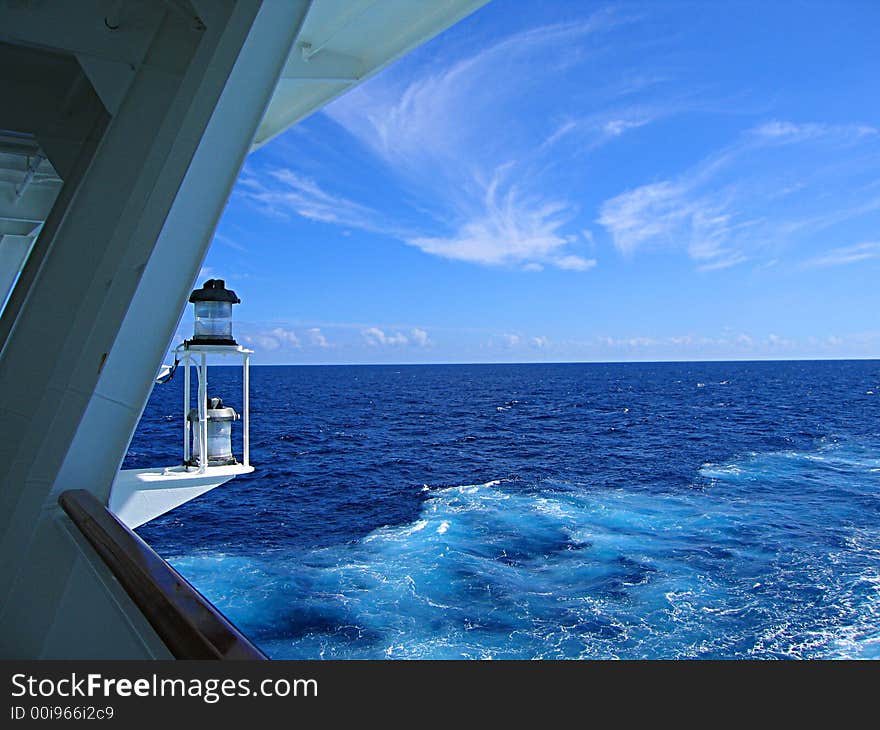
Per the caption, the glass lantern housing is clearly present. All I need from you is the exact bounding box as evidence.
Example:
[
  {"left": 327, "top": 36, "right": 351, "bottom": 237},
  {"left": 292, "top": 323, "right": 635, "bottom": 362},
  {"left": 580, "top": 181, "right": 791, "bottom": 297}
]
[
  {"left": 194, "top": 300, "right": 233, "bottom": 341},
  {"left": 188, "top": 279, "right": 240, "bottom": 345}
]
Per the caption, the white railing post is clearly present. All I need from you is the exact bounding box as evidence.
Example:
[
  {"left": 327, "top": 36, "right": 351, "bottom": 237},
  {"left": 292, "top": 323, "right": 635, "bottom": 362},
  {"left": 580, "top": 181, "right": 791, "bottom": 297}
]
[
  {"left": 183, "top": 350, "right": 191, "bottom": 465},
  {"left": 243, "top": 351, "right": 250, "bottom": 467},
  {"left": 198, "top": 352, "right": 207, "bottom": 473}
]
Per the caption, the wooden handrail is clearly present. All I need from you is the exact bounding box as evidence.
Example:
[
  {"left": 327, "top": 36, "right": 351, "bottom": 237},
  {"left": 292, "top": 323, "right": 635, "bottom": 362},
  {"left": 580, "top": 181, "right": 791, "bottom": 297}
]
[{"left": 58, "top": 489, "right": 266, "bottom": 660}]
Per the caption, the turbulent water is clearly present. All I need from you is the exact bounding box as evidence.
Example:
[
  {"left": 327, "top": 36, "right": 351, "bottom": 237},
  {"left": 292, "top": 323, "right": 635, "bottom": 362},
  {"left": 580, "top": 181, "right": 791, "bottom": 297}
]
[{"left": 129, "top": 361, "right": 880, "bottom": 659}]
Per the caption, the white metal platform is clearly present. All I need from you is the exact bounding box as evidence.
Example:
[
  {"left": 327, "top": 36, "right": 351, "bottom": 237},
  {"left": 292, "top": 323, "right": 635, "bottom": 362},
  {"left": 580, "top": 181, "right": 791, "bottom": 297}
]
[{"left": 110, "top": 463, "right": 255, "bottom": 529}]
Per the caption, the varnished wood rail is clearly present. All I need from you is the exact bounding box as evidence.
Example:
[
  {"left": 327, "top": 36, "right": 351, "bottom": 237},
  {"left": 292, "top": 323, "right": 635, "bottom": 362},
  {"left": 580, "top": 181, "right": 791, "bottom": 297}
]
[{"left": 58, "top": 489, "right": 266, "bottom": 660}]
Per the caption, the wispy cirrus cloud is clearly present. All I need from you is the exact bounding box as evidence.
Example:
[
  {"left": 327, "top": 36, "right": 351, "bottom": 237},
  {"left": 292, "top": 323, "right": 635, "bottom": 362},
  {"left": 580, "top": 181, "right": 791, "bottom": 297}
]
[
  {"left": 801, "top": 242, "right": 880, "bottom": 268},
  {"left": 238, "top": 161, "right": 603, "bottom": 271},
  {"left": 325, "top": 13, "right": 629, "bottom": 175},
  {"left": 405, "top": 166, "right": 596, "bottom": 270},
  {"left": 245, "top": 7, "right": 795, "bottom": 276},
  {"left": 240, "top": 4, "right": 880, "bottom": 281},
  {"left": 213, "top": 232, "right": 249, "bottom": 253},
  {"left": 598, "top": 121, "right": 880, "bottom": 270},
  {"left": 750, "top": 120, "right": 877, "bottom": 143},
  {"left": 304, "top": 10, "right": 642, "bottom": 272},
  {"left": 542, "top": 107, "right": 665, "bottom": 153},
  {"left": 238, "top": 163, "right": 597, "bottom": 271},
  {"left": 238, "top": 168, "right": 390, "bottom": 233}
]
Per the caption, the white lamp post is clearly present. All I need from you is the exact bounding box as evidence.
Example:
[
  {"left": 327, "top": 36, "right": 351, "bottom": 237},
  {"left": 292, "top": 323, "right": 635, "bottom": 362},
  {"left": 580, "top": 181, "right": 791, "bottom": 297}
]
[
  {"left": 110, "top": 277, "right": 254, "bottom": 529},
  {"left": 180, "top": 279, "right": 251, "bottom": 472}
]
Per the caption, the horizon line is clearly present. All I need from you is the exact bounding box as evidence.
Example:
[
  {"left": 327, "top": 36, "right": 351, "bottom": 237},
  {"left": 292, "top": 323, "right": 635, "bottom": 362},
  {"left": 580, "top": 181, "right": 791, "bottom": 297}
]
[{"left": 215, "top": 356, "right": 880, "bottom": 367}]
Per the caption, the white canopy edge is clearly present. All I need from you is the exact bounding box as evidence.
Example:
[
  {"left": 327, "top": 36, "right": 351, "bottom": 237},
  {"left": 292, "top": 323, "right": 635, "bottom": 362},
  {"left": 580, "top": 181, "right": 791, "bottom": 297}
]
[{"left": 251, "top": 0, "right": 490, "bottom": 150}]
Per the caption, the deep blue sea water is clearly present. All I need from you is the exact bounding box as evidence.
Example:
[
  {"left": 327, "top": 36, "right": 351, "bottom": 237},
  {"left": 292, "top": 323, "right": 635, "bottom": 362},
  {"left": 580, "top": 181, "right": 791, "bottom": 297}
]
[{"left": 128, "top": 361, "right": 880, "bottom": 659}]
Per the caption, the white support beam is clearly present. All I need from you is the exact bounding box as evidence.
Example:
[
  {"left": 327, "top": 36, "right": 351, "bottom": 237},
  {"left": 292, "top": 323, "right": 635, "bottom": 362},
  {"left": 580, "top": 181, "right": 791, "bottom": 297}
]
[
  {"left": 0, "top": 0, "right": 308, "bottom": 658},
  {"left": 58, "top": 0, "right": 313, "bottom": 510}
]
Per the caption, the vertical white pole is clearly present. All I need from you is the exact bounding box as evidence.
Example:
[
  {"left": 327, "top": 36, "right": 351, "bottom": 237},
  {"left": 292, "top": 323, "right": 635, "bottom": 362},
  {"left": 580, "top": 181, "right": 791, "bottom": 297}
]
[
  {"left": 183, "top": 351, "right": 191, "bottom": 465},
  {"left": 243, "top": 352, "right": 250, "bottom": 467},
  {"left": 199, "top": 351, "right": 207, "bottom": 474}
]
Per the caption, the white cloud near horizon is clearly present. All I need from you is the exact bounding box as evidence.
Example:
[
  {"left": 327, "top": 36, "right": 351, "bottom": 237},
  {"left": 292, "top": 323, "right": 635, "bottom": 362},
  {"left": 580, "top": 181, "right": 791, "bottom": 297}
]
[
  {"left": 307, "top": 328, "right": 330, "bottom": 348},
  {"left": 362, "top": 327, "right": 408, "bottom": 346},
  {"left": 476, "top": 329, "right": 874, "bottom": 358},
  {"left": 240, "top": 326, "right": 326, "bottom": 351},
  {"left": 203, "top": 321, "right": 880, "bottom": 362},
  {"left": 410, "top": 328, "right": 430, "bottom": 346},
  {"left": 362, "top": 327, "right": 431, "bottom": 347}
]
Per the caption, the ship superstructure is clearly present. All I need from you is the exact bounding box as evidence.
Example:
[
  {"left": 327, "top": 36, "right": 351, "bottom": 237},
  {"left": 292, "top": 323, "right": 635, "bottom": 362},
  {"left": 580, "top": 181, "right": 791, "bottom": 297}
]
[{"left": 0, "top": 0, "right": 488, "bottom": 659}]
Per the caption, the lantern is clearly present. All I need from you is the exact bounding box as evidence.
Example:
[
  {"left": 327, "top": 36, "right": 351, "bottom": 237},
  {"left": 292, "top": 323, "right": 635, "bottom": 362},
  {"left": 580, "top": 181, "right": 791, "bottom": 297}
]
[
  {"left": 188, "top": 278, "right": 240, "bottom": 345},
  {"left": 187, "top": 397, "right": 239, "bottom": 466},
  {"left": 177, "top": 276, "right": 251, "bottom": 473},
  {"left": 111, "top": 276, "right": 254, "bottom": 531}
]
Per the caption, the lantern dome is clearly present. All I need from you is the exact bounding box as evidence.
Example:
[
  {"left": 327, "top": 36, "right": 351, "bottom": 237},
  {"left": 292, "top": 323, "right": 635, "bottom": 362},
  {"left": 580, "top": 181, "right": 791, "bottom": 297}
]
[{"left": 188, "top": 279, "right": 241, "bottom": 304}]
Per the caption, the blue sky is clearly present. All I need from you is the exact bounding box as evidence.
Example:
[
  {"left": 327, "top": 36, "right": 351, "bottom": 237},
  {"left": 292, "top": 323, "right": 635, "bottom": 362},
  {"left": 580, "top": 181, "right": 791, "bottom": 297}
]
[{"left": 193, "top": 0, "right": 880, "bottom": 364}]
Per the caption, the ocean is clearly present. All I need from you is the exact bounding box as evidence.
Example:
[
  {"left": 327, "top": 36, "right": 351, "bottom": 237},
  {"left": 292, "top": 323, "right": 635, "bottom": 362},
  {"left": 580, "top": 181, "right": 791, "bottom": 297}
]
[{"left": 129, "top": 361, "right": 880, "bottom": 659}]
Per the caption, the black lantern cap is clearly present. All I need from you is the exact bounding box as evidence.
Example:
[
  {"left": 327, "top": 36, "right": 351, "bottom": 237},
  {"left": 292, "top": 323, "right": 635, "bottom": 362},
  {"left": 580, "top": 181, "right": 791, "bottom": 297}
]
[{"left": 189, "top": 279, "right": 241, "bottom": 304}]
